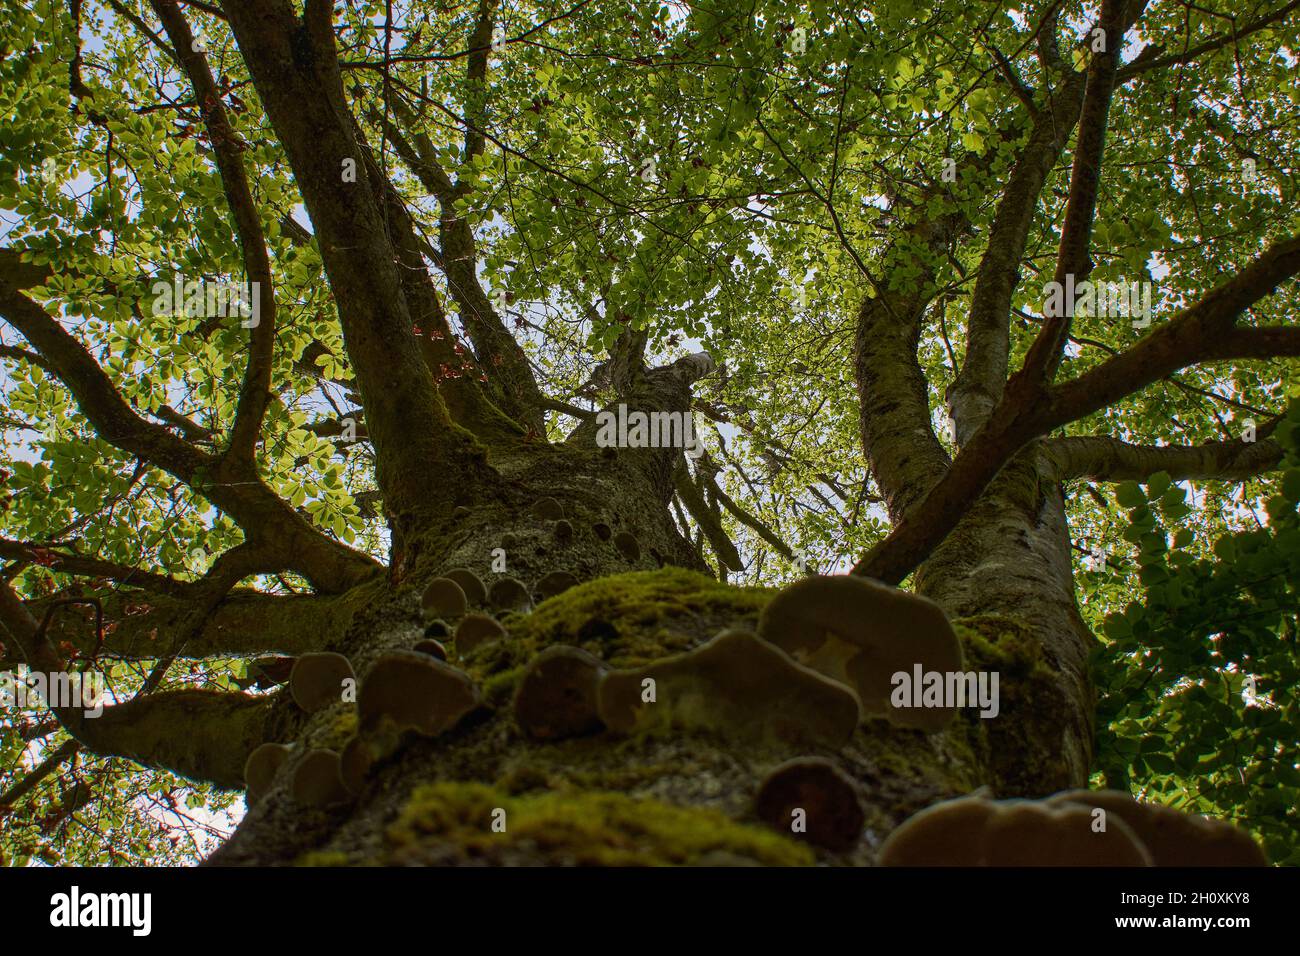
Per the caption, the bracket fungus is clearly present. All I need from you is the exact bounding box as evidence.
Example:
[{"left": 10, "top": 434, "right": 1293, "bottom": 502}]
[
  {"left": 358, "top": 650, "right": 481, "bottom": 737},
  {"left": 443, "top": 568, "right": 488, "bottom": 606},
  {"left": 878, "top": 796, "right": 1152, "bottom": 866},
  {"left": 592, "top": 522, "right": 612, "bottom": 541},
  {"left": 514, "top": 645, "right": 607, "bottom": 741},
  {"left": 755, "top": 757, "right": 866, "bottom": 852},
  {"left": 612, "top": 531, "right": 641, "bottom": 562},
  {"left": 243, "top": 742, "right": 291, "bottom": 804},
  {"left": 1047, "top": 790, "right": 1266, "bottom": 866},
  {"left": 532, "top": 497, "right": 565, "bottom": 520},
  {"left": 757, "top": 575, "right": 963, "bottom": 732},
  {"left": 291, "top": 749, "right": 351, "bottom": 808},
  {"left": 535, "top": 570, "right": 579, "bottom": 601},
  {"left": 597, "top": 628, "right": 861, "bottom": 749},
  {"left": 554, "top": 519, "right": 574, "bottom": 542},
  {"left": 489, "top": 576, "right": 532, "bottom": 614},
  {"left": 288, "top": 652, "right": 356, "bottom": 713},
  {"left": 413, "top": 638, "right": 448, "bottom": 661},
  {"left": 421, "top": 577, "right": 468, "bottom": 620},
  {"left": 453, "top": 613, "right": 507, "bottom": 654}
]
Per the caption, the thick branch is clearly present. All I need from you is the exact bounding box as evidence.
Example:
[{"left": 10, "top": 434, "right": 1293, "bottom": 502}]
[
  {"left": 672, "top": 461, "right": 742, "bottom": 573},
  {"left": 0, "top": 279, "right": 379, "bottom": 592},
  {"left": 1118, "top": 0, "right": 1300, "bottom": 81},
  {"left": 0, "top": 538, "right": 189, "bottom": 596},
  {"left": 857, "top": 234, "right": 1300, "bottom": 583},
  {"left": 1, "top": 578, "right": 270, "bottom": 788},
  {"left": 1019, "top": 0, "right": 1130, "bottom": 387},
  {"left": 949, "top": 73, "right": 1087, "bottom": 438},
  {"left": 219, "top": 0, "right": 488, "bottom": 529},
  {"left": 3, "top": 586, "right": 362, "bottom": 668},
  {"left": 1045, "top": 431, "right": 1283, "bottom": 483},
  {"left": 0, "top": 740, "right": 80, "bottom": 808},
  {"left": 149, "top": 0, "right": 277, "bottom": 468},
  {"left": 385, "top": 97, "right": 546, "bottom": 433},
  {"left": 76, "top": 689, "right": 269, "bottom": 789}
]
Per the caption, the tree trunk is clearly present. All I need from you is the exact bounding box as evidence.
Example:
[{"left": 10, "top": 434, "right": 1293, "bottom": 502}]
[{"left": 208, "top": 419, "right": 1091, "bottom": 865}]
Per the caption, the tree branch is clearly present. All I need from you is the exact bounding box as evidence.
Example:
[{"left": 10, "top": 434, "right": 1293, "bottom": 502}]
[
  {"left": 384, "top": 94, "right": 546, "bottom": 433},
  {"left": 1045, "top": 429, "right": 1284, "bottom": 483},
  {"left": 0, "top": 538, "right": 189, "bottom": 596},
  {"left": 218, "top": 0, "right": 492, "bottom": 533},
  {"left": 0, "top": 740, "right": 80, "bottom": 809},
  {"left": 856, "top": 233, "right": 1300, "bottom": 584},
  {"left": 75, "top": 689, "right": 269, "bottom": 789},
  {"left": 1117, "top": 0, "right": 1300, "bottom": 82},
  {"left": 1019, "top": 0, "right": 1131, "bottom": 388},
  {"left": 149, "top": 0, "right": 277, "bottom": 469},
  {"left": 0, "top": 280, "right": 380, "bottom": 592},
  {"left": 672, "top": 460, "right": 742, "bottom": 573},
  {"left": 949, "top": 72, "right": 1087, "bottom": 438}
]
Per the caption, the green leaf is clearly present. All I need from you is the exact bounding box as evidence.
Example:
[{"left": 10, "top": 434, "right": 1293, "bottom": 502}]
[{"left": 1115, "top": 481, "right": 1145, "bottom": 509}]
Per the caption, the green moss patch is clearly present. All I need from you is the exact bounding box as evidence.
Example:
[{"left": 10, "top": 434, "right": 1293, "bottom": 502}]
[
  {"left": 456, "top": 568, "right": 771, "bottom": 695},
  {"left": 385, "top": 781, "right": 813, "bottom": 866},
  {"left": 509, "top": 568, "right": 769, "bottom": 665}
]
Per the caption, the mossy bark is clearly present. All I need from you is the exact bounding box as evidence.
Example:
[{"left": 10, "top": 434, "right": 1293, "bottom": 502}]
[{"left": 209, "top": 440, "right": 1095, "bottom": 867}]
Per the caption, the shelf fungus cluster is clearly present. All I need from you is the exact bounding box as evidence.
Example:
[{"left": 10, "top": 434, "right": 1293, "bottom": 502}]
[
  {"left": 757, "top": 575, "right": 964, "bottom": 732},
  {"left": 604, "top": 629, "right": 862, "bottom": 747},
  {"left": 486, "top": 572, "right": 964, "bottom": 756},
  {"left": 510, "top": 629, "right": 861, "bottom": 749},
  {"left": 1045, "top": 790, "right": 1267, "bottom": 866},
  {"left": 503, "top": 573, "right": 983, "bottom": 852},
  {"left": 244, "top": 602, "right": 490, "bottom": 806},
  {"left": 879, "top": 792, "right": 1267, "bottom": 866}
]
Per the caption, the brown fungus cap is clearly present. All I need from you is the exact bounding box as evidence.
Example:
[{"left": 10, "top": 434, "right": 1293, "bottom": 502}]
[
  {"left": 592, "top": 522, "right": 612, "bottom": 541},
  {"left": 879, "top": 796, "right": 1152, "bottom": 866},
  {"left": 454, "top": 613, "right": 506, "bottom": 654},
  {"left": 755, "top": 757, "right": 866, "bottom": 852},
  {"left": 532, "top": 497, "right": 565, "bottom": 520},
  {"left": 489, "top": 577, "right": 532, "bottom": 614},
  {"left": 757, "top": 574, "right": 963, "bottom": 731},
  {"left": 421, "top": 577, "right": 468, "bottom": 620},
  {"left": 290, "top": 749, "right": 351, "bottom": 808},
  {"left": 412, "top": 638, "right": 448, "bottom": 661},
  {"left": 597, "top": 628, "right": 860, "bottom": 749},
  {"left": 554, "top": 519, "right": 574, "bottom": 542},
  {"left": 514, "top": 645, "right": 607, "bottom": 741},
  {"left": 443, "top": 568, "right": 487, "bottom": 606},
  {"left": 536, "top": 570, "right": 579, "bottom": 601},
  {"left": 288, "top": 652, "right": 355, "bottom": 713},
  {"left": 243, "top": 742, "right": 291, "bottom": 803},
  {"left": 358, "top": 650, "right": 481, "bottom": 737},
  {"left": 1047, "top": 790, "right": 1266, "bottom": 866},
  {"left": 612, "top": 531, "right": 641, "bottom": 562}
]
